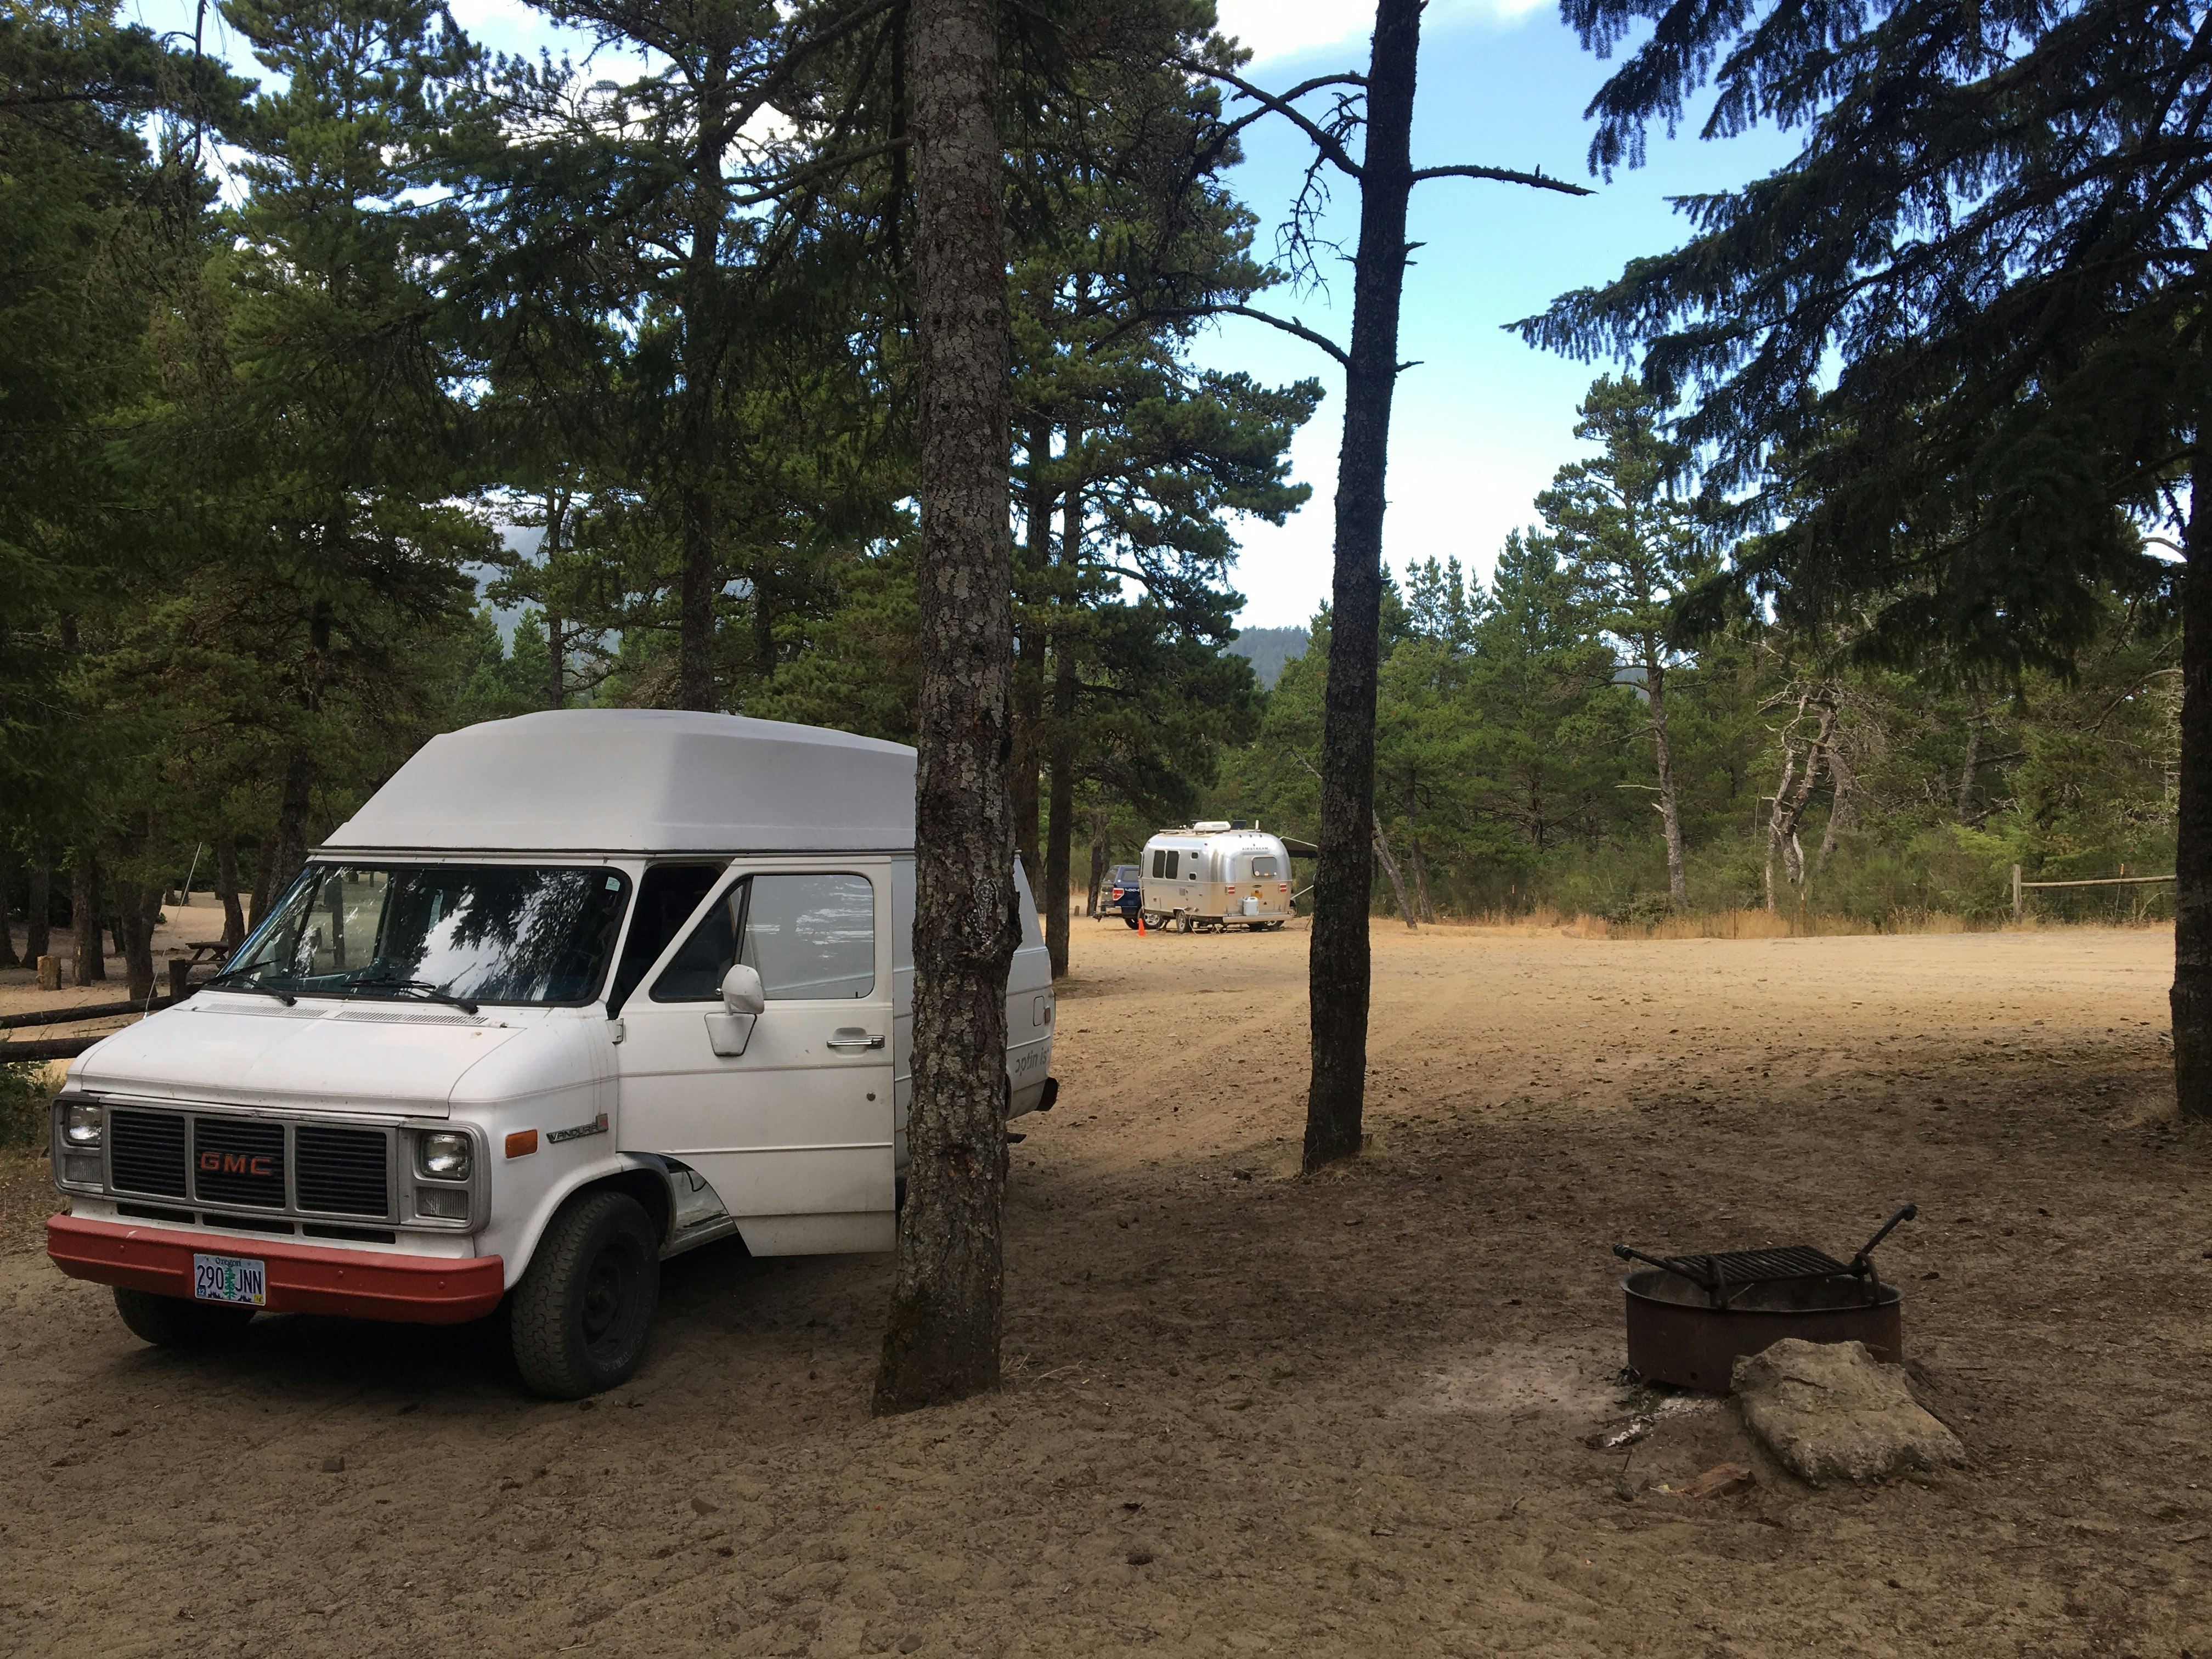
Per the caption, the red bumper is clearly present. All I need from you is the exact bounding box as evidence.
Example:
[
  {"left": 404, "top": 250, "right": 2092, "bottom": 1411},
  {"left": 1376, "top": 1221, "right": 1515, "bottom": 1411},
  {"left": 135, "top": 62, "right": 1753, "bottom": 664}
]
[{"left": 47, "top": 1214, "right": 505, "bottom": 1325}]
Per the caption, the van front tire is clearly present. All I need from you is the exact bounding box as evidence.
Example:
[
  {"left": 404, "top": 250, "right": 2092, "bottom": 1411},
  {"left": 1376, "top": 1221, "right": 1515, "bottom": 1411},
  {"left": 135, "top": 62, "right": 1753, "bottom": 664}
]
[
  {"left": 511, "top": 1191, "right": 661, "bottom": 1400},
  {"left": 114, "top": 1286, "right": 255, "bottom": 1349}
]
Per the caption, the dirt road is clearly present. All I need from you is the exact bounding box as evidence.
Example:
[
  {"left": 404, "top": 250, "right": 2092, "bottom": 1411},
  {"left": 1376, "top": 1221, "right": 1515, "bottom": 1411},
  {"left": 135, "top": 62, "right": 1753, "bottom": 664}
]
[{"left": 3, "top": 922, "right": 2207, "bottom": 1657}]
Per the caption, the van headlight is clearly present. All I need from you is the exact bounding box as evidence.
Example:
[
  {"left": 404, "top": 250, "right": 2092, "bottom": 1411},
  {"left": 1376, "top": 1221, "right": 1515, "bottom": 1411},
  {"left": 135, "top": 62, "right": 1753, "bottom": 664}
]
[
  {"left": 63, "top": 1098, "right": 104, "bottom": 1149},
  {"left": 416, "top": 1131, "right": 472, "bottom": 1180}
]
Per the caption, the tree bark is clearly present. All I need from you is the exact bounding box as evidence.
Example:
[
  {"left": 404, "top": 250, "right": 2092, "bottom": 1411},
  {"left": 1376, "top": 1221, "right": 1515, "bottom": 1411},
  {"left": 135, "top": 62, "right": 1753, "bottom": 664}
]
[
  {"left": 1306, "top": 0, "right": 1421, "bottom": 1173},
  {"left": 25, "top": 865, "right": 50, "bottom": 963},
  {"left": 1649, "top": 658, "right": 1688, "bottom": 908},
  {"left": 71, "top": 855, "right": 106, "bottom": 985},
  {"left": 247, "top": 833, "right": 278, "bottom": 930},
  {"left": 272, "top": 750, "right": 314, "bottom": 899},
  {"left": 675, "top": 66, "right": 733, "bottom": 715},
  {"left": 1010, "top": 420, "right": 1051, "bottom": 889},
  {"left": 2174, "top": 451, "right": 2211, "bottom": 1120},
  {"left": 0, "top": 845, "right": 18, "bottom": 969},
  {"left": 874, "top": 0, "right": 1018, "bottom": 1413},
  {"left": 121, "top": 886, "right": 160, "bottom": 1003},
  {"left": 1086, "top": 802, "right": 1108, "bottom": 917},
  {"left": 1956, "top": 715, "right": 1982, "bottom": 822},
  {"left": 1371, "top": 811, "right": 1417, "bottom": 929},
  {"left": 1043, "top": 464, "right": 1082, "bottom": 980},
  {"left": 215, "top": 837, "right": 246, "bottom": 949},
  {"left": 1405, "top": 792, "right": 1437, "bottom": 923}
]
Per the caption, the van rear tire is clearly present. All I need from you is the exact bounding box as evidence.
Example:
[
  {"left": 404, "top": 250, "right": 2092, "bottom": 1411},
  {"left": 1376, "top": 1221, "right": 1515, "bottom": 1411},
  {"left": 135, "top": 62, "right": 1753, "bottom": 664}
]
[
  {"left": 113, "top": 1286, "right": 255, "bottom": 1349},
  {"left": 511, "top": 1191, "right": 661, "bottom": 1400}
]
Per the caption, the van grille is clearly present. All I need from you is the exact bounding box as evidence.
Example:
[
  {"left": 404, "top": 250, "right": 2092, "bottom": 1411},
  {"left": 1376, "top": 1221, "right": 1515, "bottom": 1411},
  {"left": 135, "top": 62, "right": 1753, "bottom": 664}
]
[
  {"left": 191, "top": 1117, "right": 286, "bottom": 1209},
  {"left": 109, "top": 1110, "right": 189, "bottom": 1198},
  {"left": 295, "top": 1126, "right": 390, "bottom": 1217}
]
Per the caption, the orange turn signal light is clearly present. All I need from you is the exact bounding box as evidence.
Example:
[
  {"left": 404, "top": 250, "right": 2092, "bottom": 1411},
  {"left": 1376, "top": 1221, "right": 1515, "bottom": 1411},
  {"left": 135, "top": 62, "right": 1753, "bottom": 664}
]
[{"left": 505, "top": 1130, "right": 539, "bottom": 1159}]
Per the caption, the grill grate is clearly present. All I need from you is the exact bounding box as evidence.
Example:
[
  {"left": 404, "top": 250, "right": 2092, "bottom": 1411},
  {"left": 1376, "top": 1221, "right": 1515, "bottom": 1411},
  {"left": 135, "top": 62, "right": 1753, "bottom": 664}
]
[
  {"left": 191, "top": 1116, "right": 287, "bottom": 1209},
  {"left": 1613, "top": 1205, "right": 1920, "bottom": 1309},
  {"left": 295, "top": 1125, "right": 390, "bottom": 1218},
  {"left": 1650, "top": 1245, "right": 1848, "bottom": 1291},
  {"left": 109, "top": 1110, "right": 188, "bottom": 1198}
]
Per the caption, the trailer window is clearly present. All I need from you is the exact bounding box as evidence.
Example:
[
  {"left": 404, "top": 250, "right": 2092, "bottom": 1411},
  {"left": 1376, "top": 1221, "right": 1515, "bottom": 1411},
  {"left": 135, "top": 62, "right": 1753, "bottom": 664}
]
[
  {"left": 652, "top": 873, "right": 876, "bottom": 1002},
  {"left": 1152, "top": 849, "right": 1178, "bottom": 879},
  {"left": 1250, "top": 856, "right": 1280, "bottom": 879}
]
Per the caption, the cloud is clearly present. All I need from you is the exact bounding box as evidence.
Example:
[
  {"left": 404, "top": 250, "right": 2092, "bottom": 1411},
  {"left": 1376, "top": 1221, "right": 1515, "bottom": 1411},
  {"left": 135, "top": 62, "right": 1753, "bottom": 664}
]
[{"left": 1214, "top": 0, "right": 1549, "bottom": 65}]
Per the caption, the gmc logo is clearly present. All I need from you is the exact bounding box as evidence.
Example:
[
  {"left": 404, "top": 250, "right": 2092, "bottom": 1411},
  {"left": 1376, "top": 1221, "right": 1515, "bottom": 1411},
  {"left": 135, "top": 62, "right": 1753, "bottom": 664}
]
[{"left": 199, "top": 1152, "right": 273, "bottom": 1177}]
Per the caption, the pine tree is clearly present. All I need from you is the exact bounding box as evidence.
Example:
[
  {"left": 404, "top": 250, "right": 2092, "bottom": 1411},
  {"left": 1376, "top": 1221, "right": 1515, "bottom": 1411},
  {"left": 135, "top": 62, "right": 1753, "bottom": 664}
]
[{"left": 1522, "top": 0, "right": 2209, "bottom": 1110}]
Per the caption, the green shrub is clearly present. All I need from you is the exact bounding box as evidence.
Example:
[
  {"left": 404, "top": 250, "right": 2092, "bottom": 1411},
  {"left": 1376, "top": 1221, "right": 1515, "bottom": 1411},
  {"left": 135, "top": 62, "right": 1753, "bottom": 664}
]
[{"left": 0, "top": 1060, "right": 54, "bottom": 1149}]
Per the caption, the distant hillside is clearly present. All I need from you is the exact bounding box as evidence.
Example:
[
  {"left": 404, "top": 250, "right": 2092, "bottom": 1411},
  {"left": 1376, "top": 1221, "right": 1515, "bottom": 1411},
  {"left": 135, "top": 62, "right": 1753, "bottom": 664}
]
[{"left": 1229, "top": 626, "right": 1310, "bottom": 690}]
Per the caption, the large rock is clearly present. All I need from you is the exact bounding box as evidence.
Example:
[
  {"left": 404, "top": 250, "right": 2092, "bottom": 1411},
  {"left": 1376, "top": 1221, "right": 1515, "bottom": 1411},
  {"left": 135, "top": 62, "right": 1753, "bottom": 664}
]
[{"left": 1732, "top": 1339, "right": 1967, "bottom": 1486}]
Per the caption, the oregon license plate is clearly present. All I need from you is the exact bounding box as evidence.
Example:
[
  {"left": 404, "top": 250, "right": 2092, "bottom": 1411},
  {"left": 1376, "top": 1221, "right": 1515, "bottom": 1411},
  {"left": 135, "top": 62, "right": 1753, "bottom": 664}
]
[{"left": 191, "top": 1253, "right": 267, "bottom": 1307}]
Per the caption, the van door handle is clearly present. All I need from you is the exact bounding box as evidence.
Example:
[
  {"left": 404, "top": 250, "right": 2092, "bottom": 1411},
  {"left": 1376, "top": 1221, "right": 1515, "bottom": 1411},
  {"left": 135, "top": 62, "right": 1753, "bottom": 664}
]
[{"left": 828, "top": 1029, "right": 884, "bottom": 1051}]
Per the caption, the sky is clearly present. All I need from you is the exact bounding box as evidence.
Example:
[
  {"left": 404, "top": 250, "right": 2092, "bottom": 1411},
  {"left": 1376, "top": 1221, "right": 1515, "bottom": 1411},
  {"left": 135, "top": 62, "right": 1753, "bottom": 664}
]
[{"left": 120, "top": 0, "right": 1797, "bottom": 629}]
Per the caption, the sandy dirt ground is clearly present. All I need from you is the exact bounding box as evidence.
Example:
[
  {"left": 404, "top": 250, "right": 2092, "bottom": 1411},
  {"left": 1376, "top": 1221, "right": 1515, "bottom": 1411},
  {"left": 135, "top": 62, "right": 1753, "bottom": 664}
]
[{"left": 2, "top": 920, "right": 2208, "bottom": 1658}]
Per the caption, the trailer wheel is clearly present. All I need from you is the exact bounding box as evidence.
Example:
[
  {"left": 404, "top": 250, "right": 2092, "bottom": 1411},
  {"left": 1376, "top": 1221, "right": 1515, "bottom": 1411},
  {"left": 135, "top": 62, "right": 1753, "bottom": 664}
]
[
  {"left": 112, "top": 1286, "right": 256, "bottom": 1349},
  {"left": 511, "top": 1190, "right": 661, "bottom": 1400}
]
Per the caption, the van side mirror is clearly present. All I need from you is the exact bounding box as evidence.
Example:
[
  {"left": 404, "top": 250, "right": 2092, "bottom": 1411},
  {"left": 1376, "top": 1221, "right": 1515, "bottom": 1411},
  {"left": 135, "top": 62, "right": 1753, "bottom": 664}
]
[
  {"left": 720, "top": 964, "right": 765, "bottom": 1015},
  {"left": 706, "top": 965, "right": 765, "bottom": 1059}
]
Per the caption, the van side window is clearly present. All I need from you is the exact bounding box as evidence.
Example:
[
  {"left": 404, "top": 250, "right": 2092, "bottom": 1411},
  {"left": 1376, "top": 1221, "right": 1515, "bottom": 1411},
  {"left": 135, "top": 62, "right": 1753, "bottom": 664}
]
[
  {"left": 652, "top": 873, "right": 876, "bottom": 1002},
  {"left": 607, "top": 864, "right": 722, "bottom": 1013}
]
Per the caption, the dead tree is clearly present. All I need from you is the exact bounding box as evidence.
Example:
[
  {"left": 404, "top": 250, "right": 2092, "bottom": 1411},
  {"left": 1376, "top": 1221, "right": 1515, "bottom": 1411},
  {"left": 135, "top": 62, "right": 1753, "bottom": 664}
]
[
  {"left": 873, "top": 0, "right": 1021, "bottom": 1415},
  {"left": 1181, "top": 1, "right": 1585, "bottom": 1171},
  {"left": 1763, "top": 688, "right": 1840, "bottom": 908}
]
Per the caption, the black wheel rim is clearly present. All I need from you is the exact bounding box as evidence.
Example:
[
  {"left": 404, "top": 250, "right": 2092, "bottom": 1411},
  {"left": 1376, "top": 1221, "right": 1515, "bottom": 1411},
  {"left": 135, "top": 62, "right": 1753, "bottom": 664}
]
[{"left": 578, "top": 1235, "right": 642, "bottom": 1365}]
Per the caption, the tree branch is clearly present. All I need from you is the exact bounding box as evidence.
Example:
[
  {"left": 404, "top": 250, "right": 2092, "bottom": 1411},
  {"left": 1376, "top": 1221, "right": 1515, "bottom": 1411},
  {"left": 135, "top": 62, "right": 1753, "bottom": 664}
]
[
  {"left": 1173, "top": 57, "right": 1366, "bottom": 178},
  {"left": 1176, "top": 304, "right": 1351, "bottom": 368},
  {"left": 1410, "top": 163, "right": 1593, "bottom": 198}
]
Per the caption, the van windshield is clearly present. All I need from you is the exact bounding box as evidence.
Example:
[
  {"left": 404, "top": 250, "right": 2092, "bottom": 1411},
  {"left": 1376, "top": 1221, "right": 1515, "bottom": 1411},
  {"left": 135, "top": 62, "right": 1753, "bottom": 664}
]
[{"left": 222, "top": 864, "right": 631, "bottom": 1006}]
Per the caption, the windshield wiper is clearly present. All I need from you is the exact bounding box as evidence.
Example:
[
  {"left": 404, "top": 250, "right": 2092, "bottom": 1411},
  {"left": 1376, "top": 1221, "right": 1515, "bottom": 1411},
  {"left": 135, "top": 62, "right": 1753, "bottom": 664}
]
[
  {"left": 348, "top": 976, "right": 482, "bottom": 1015},
  {"left": 202, "top": 968, "right": 297, "bottom": 1006}
]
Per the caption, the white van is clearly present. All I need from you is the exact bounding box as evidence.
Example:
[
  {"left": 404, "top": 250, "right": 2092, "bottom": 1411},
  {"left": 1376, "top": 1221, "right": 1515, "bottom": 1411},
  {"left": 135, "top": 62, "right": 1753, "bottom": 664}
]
[
  {"left": 1139, "top": 822, "right": 1297, "bottom": 932},
  {"left": 46, "top": 712, "right": 1057, "bottom": 1397}
]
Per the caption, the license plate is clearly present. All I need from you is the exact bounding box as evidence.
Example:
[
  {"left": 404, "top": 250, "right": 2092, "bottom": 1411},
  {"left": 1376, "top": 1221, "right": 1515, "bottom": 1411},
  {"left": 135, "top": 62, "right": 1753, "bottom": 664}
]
[{"left": 191, "top": 1253, "right": 267, "bottom": 1307}]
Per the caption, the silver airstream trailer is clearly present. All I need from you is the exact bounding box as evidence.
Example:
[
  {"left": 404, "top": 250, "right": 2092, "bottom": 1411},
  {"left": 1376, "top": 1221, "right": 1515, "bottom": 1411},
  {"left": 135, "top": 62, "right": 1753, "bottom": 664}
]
[{"left": 1138, "top": 822, "right": 1296, "bottom": 932}]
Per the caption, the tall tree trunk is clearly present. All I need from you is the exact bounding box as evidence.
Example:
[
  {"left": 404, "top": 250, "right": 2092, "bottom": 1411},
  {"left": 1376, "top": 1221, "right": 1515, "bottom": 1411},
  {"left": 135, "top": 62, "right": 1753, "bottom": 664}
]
[
  {"left": 71, "top": 855, "right": 106, "bottom": 985},
  {"left": 1372, "top": 811, "right": 1417, "bottom": 930},
  {"left": 0, "top": 845, "right": 18, "bottom": 969},
  {"left": 2173, "top": 453, "right": 2211, "bottom": 1120},
  {"left": 1818, "top": 741, "right": 1856, "bottom": 867},
  {"left": 121, "top": 886, "right": 160, "bottom": 1003},
  {"left": 1649, "top": 658, "right": 1688, "bottom": 908},
  {"left": 675, "top": 71, "right": 732, "bottom": 715},
  {"left": 545, "top": 490, "right": 568, "bottom": 710},
  {"left": 1086, "top": 803, "right": 1108, "bottom": 917},
  {"left": 1405, "top": 791, "right": 1437, "bottom": 923},
  {"left": 25, "top": 864, "right": 50, "bottom": 963},
  {"left": 1956, "top": 715, "right": 1982, "bottom": 822},
  {"left": 1306, "top": 0, "right": 1421, "bottom": 1173},
  {"left": 874, "top": 0, "right": 1018, "bottom": 1414},
  {"left": 215, "top": 837, "right": 246, "bottom": 949},
  {"left": 1042, "top": 462, "right": 1082, "bottom": 980},
  {"left": 1010, "top": 420, "right": 1051, "bottom": 888},
  {"left": 247, "top": 833, "right": 278, "bottom": 930},
  {"left": 272, "top": 751, "right": 313, "bottom": 899}
]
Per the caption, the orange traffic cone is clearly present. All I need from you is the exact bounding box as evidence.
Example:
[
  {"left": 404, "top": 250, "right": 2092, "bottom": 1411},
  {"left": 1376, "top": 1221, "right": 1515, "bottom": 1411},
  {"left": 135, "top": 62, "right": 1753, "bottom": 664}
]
[{"left": 1137, "top": 913, "right": 1146, "bottom": 935}]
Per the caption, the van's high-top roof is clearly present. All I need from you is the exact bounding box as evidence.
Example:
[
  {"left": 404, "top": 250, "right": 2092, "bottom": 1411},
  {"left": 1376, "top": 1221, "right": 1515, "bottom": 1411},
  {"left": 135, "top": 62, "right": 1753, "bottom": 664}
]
[{"left": 323, "top": 710, "right": 917, "bottom": 855}]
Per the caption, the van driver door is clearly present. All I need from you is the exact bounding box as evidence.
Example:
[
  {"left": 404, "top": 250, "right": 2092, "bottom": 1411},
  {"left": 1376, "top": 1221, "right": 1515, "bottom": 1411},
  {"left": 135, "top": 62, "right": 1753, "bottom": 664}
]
[{"left": 614, "top": 860, "right": 895, "bottom": 1255}]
